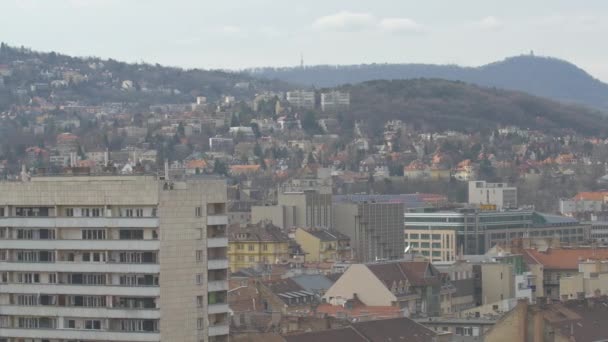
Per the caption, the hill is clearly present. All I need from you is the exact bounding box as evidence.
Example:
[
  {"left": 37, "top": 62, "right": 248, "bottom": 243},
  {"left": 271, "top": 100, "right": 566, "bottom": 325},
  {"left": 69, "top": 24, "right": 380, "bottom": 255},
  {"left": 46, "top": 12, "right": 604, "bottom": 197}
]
[
  {"left": 0, "top": 43, "right": 287, "bottom": 110},
  {"left": 249, "top": 55, "right": 608, "bottom": 112},
  {"left": 338, "top": 79, "right": 608, "bottom": 136}
]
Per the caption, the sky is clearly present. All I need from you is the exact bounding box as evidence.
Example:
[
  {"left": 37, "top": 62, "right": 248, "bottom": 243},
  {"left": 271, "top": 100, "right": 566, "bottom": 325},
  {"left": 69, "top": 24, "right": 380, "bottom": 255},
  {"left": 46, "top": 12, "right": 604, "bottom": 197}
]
[{"left": 2, "top": 0, "right": 608, "bottom": 80}]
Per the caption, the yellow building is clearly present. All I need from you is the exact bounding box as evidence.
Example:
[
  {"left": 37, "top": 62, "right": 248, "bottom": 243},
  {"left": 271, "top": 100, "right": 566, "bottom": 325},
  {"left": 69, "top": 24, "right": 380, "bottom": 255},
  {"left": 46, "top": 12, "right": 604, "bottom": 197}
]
[
  {"left": 228, "top": 221, "right": 290, "bottom": 272},
  {"left": 404, "top": 229, "right": 456, "bottom": 262},
  {"left": 294, "top": 228, "right": 352, "bottom": 263}
]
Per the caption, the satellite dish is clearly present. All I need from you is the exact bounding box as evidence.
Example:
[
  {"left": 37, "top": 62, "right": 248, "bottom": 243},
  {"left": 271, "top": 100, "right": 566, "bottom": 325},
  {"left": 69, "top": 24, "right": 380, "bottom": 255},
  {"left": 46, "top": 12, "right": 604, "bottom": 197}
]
[{"left": 404, "top": 245, "right": 411, "bottom": 254}]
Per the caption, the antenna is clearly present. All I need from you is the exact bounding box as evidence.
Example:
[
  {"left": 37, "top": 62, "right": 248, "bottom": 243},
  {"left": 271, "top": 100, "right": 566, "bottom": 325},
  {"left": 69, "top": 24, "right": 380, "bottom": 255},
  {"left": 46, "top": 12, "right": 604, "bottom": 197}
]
[{"left": 300, "top": 52, "right": 304, "bottom": 68}]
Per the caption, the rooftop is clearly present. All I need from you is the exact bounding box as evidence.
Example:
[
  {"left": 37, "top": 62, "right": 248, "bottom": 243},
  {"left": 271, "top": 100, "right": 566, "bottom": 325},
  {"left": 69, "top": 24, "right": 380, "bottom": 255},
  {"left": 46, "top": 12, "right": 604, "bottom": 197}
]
[{"left": 522, "top": 248, "right": 608, "bottom": 269}]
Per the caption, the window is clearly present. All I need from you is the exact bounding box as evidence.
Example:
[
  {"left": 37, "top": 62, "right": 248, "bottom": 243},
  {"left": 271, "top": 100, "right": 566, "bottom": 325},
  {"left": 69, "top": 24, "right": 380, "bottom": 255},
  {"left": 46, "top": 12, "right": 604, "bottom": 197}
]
[
  {"left": 197, "top": 296, "right": 204, "bottom": 307},
  {"left": 119, "top": 229, "right": 144, "bottom": 240},
  {"left": 136, "top": 209, "right": 144, "bottom": 217},
  {"left": 48, "top": 273, "right": 57, "bottom": 283},
  {"left": 17, "top": 273, "right": 40, "bottom": 283},
  {"left": 410, "top": 234, "right": 419, "bottom": 239},
  {"left": 263, "top": 244, "right": 268, "bottom": 251},
  {"left": 432, "top": 243, "right": 441, "bottom": 248},
  {"left": 421, "top": 234, "right": 430, "bottom": 239},
  {"left": 432, "top": 234, "right": 441, "bottom": 240},
  {"left": 85, "top": 320, "right": 101, "bottom": 330},
  {"left": 197, "top": 318, "right": 204, "bottom": 330},
  {"left": 196, "top": 250, "right": 203, "bottom": 262},
  {"left": 195, "top": 207, "right": 202, "bottom": 217},
  {"left": 92, "top": 208, "right": 103, "bottom": 217},
  {"left": 237, "top": 244, "right": 244, "bottom": 250},
  {"left": 248, "top": 256, "right": 255, "bottom": 262},
  {"left": 82, "top": 229, "right": 105, "bottom": 240},
  {"left": 125, "top": 209, "right": 134, "bottom": 217},
  {"left": 196, "top": 274, "right": 203, "bottom": 284},
  {"left": 248, "top": 244, "right": 254, "bottom": 251},
  {"left": 67, "top": 319, "right": 76, "bottom": 329},
  {"left": 65, "top": 208, "right": 74, "bottom": 217}
]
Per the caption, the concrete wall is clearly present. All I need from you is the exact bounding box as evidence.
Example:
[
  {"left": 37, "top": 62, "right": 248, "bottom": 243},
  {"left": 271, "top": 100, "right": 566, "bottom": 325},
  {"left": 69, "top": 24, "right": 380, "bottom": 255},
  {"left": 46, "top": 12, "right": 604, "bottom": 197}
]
[{"left": 481, "top": 263, "right": 515, "bottom": 304}]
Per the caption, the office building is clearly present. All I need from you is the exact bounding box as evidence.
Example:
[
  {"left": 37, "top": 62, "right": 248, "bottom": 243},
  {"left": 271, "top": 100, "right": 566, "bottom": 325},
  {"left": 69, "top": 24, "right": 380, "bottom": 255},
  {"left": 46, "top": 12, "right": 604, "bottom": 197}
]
[
  {"left": 252, "top": 190, "right": 332, "bottom": 229},
  {"left": 333, "top": 201, "right": 404, "bottom": 262},
  {"left": 0, "top": 175, "right": 229, "bottom": 342},
  {"left": 405, "top": 209, "right": 590, "bottom": 257},
  {"left": 468, "top": 181, "right": 518, "bottom": 210}
]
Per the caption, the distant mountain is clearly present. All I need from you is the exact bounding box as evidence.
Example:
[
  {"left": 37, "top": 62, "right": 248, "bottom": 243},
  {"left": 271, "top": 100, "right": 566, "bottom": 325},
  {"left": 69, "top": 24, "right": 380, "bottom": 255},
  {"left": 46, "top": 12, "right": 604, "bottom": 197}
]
[
  {"left": 249, "top": 55, "right": 608, "bottom": 111},
  {"left": 338, "top": 79, "right": 608, "bottom": 136},
  {"left": 0, "top": 43, "right": 288, "bottom": 110}
]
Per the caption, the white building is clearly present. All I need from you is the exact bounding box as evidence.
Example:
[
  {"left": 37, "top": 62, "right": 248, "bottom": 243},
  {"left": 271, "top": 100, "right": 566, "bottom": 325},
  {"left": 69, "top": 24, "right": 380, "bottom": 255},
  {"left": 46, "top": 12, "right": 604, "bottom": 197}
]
[
  {"left": 286, "top": 90, "right": 315, "bottom": 109},
  {"left": 468, "top": 181, "right": 518, "bottom": 210},
  {"left": 0, "top": 175, "right": 229, "bottom": 342},
  {"left": 559, "top": 199, "right": 603, "bottom": 216},
  {"left": 320, "top": 91, "right": 350, "bottom": 112}
]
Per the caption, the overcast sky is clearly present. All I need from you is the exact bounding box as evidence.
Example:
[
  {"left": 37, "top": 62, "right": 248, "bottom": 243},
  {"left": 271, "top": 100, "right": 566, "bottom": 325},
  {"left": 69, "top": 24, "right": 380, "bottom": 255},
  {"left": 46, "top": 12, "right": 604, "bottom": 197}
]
[{"left": 2, "top": 0, "right": 608, "bottom": 80}]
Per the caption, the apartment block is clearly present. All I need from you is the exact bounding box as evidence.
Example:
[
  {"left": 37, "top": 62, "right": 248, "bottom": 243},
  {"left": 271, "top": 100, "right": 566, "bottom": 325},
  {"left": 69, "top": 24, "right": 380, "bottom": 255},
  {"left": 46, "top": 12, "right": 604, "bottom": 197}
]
[
  {"left": 0, "top": 175, "right": 229, "bottom": 342},
  {"left": 320, "top": 91, "right": 350, "bottom": 112},
  {"left": 227, "top": 221, "right": 290, "bottom": 272},
  {"left": 294, "top": 228, "right": 352, "bottom": 263},
  {"left": 286, "top": 90, "right": 315, "bottom": 109}
]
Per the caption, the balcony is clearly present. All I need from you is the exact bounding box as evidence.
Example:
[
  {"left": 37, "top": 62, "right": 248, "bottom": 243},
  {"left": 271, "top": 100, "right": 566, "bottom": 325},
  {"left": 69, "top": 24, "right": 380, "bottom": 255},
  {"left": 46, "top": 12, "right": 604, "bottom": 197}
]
[
  {"left": 207, "top": 215, "right": 228, "bottom": 226},
  {"left": 0, "top": 217, "right": 159, "bottom": 228},
  {"left": 208, "top": 323, "right": 229, "bottom": 337},
  {"left": 208, "top": 280, "right": 229, "bottom": 292},
  {"left": 0, "top": 305, "right": 160, "bottom": 319},
  {"left": 1, "top": 283, "right": 160, "bottom": 296},
  {"left": 0, "top": 328, "right": 160, "bottom": 341},
  {"left": 208, "top": 303, "right": 230, "bottom": 314},
  {"left": 0, "top": 261, "right": 159, "bottom": 274},
  {"left": 207, "top": 237, "right": 228, "bottom": 248},
  {"left": 0, "top": 239, "right": 160, "bottom": 251},
  {"left": 208, "top": 259, "right": 229, "bottom": 270}
]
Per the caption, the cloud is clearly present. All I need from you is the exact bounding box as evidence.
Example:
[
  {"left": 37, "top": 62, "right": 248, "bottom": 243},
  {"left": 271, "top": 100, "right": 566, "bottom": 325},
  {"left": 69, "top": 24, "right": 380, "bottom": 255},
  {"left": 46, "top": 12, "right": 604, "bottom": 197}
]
[
  {"left": 472, "top": 16, "right": 503, "bottom": 31},
  {"left": 312, "top": 11, "right": 376, "bottom": 32},
  {"left": 378, "top": 18, "right": 424, "bottom": 34}
]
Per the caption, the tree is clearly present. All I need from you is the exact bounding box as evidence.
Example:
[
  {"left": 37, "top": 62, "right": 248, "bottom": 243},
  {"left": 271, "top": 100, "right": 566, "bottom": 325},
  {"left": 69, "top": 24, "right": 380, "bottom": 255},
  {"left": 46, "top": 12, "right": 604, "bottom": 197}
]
[
  {"left": 213, "top": 160, "right": 227, "bottom": 176},
  {"left": 253, "top": 143, "right": 263, "bottom": 158},
  {"left": 230, "top": 114, "right": 240, "bottom": 127},
  {"left": 301, "top": 110, "right": 321, "bottom": 135}
]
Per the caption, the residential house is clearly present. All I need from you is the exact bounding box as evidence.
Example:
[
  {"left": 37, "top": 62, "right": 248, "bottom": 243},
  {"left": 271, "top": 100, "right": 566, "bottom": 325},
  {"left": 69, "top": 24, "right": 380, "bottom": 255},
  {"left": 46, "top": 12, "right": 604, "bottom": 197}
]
[
  {"left": 322, "top": 260, "right": 450, "bottom": 317},
  {"left": 294, "top": 228, "right": 352, "bottom": 263},
  {"left": 522, "top": 246, "right": 608, "bottom": 301},
  {"left": 228, "top": 221, "right": 291, "bottom": 272}
]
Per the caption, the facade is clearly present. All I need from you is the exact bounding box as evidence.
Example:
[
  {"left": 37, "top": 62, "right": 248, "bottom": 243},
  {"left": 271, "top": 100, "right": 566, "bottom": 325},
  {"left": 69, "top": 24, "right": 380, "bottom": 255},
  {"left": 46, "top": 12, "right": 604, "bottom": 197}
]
[
  {"left": 559, "top": 259, "right": 608, "bottom": 300},
  {"left": 405, "top": 229, "right": 456, "bottom": 262},
  {"left": 0, "top": 175, "right": 230, "bottom": 342},
  {"left": 333, "top": 202, "right": 405, "bottom": 262},
  {"left": 227, "top": 221, "right": 290, "bottom": 272},
  {"left": 468, "top": 181, "right": 517, "bottom": 210},
  {"left": 294, "top": 228, "right": 351, "bottom": 263},
  {"left": 320, "top": 91, "right": 350, "bottom": 112},
  {"left": 285, "top": 90, "right": 315, "bottom": 109}
]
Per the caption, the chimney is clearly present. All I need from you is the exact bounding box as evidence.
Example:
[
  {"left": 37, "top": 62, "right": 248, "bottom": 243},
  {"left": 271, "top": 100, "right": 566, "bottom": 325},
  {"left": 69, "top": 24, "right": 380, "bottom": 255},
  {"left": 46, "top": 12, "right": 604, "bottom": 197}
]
[
  {"left": 164, "top": 159, "right": 169, "bottom": 180},
  {"left": 20, "top": 164, "right": 30, "bottom": 182},
  {"left": 104, "top": 148, "right": 109, "bottom": 167}
]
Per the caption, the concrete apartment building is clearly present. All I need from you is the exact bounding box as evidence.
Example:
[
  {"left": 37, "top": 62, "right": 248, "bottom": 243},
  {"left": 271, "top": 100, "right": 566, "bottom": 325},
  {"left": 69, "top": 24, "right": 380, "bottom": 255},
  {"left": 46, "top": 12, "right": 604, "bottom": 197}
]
[
  {"left": 0, "top": 175, "right": 229, "bottom": 342},
  {"left": 333, "top": 201, "right": 405, "bottom": 262},
  {"left": 320, "top": 91, "right": 350, "bottom": 112},
  {"left": 285, "top": 90, "right": 315, "bottom": 109},
  {"left": 468, "top": 181, "right": 518, "bottom": 210}
]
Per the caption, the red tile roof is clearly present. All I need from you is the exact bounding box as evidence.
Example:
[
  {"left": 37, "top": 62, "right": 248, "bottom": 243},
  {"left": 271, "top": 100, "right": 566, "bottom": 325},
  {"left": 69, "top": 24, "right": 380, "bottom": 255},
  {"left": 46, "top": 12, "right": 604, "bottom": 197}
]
[{"left": 522, "top": 248, "right": 608, "bottom": 270}]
